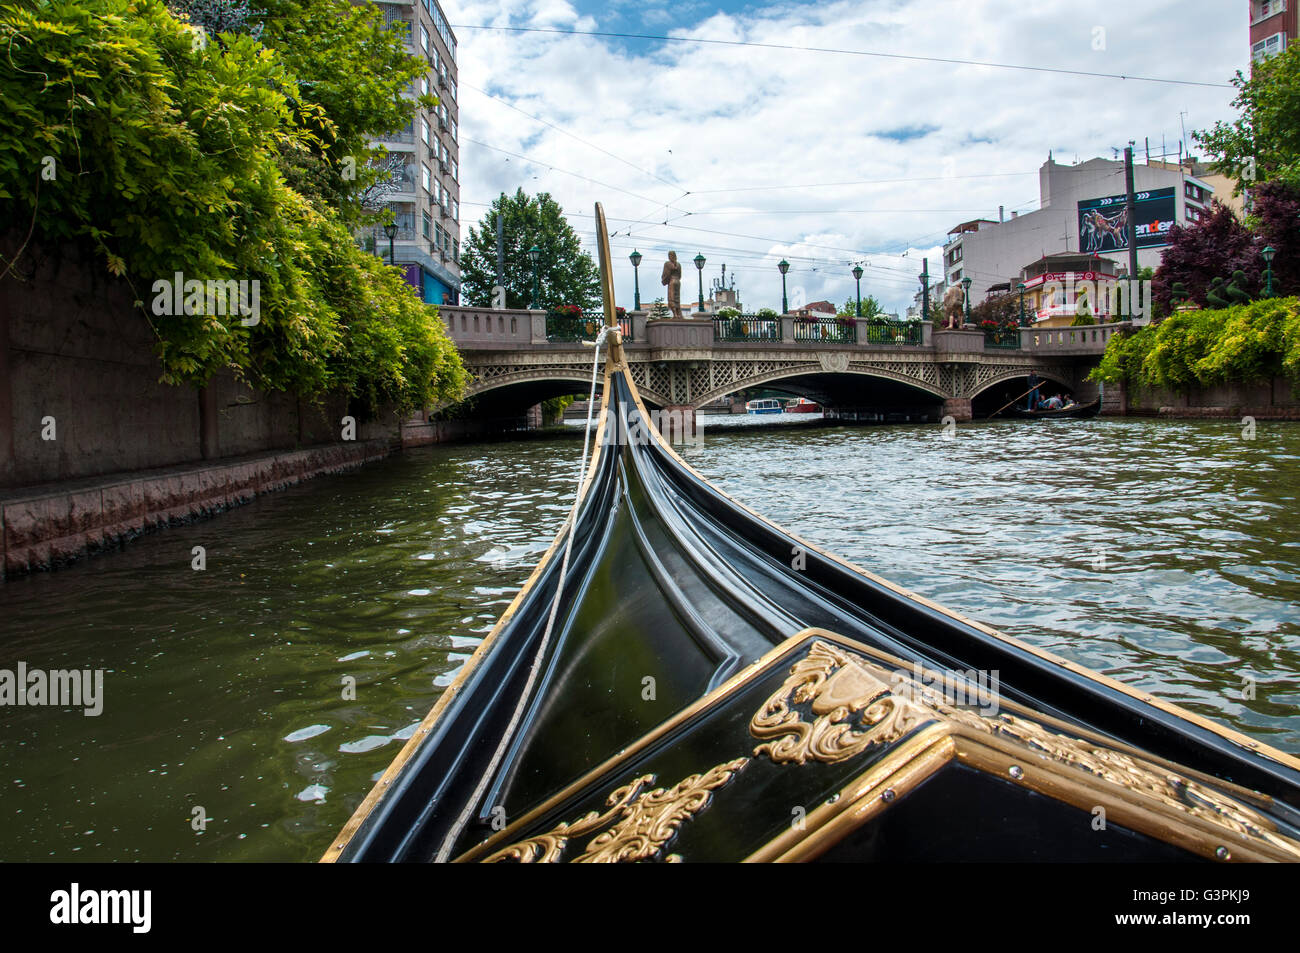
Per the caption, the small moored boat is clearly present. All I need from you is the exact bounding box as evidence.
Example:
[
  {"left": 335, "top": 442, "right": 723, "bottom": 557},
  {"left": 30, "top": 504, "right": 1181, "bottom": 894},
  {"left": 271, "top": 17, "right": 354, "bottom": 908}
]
[
  {"left": 784, "top": 397, "right": 821, "bottom": 414},
  {"left": 323, "top": 206, "right": 1300, "bottom": 864},
  {"left": 745, "top": 398, "right": 784, "bottom": 415}
]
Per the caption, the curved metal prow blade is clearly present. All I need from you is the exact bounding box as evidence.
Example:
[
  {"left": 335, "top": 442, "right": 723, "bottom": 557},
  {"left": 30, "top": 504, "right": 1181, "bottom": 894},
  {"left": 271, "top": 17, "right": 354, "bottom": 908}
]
[
  {"left": 593, "top": 202, "right": 624, "bottom": 364},
  {"left": 594, "top": 202, "right": 617, "bottom": 328}
]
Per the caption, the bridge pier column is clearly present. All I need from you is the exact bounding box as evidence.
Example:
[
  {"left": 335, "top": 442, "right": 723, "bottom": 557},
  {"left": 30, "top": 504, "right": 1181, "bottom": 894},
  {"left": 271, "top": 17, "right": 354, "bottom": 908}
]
[
  {"left": 658, "top": 404, "right": 696, "bottom": 443},
  {"left": 941, "top": 398, "right": 972, "bottom": 422}
]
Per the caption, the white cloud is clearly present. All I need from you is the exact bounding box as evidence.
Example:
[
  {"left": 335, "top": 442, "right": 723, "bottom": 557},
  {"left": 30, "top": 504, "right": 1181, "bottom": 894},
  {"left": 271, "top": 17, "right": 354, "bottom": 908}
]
[{"left": 450, "top": 0, "right": 1246, "bottom": 313}]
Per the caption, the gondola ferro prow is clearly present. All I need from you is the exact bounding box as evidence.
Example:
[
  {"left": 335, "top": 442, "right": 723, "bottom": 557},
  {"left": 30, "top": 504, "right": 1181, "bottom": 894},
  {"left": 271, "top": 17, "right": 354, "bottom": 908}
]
[{"left": 593, "top": 202, "right": 626, "bottom": 368}]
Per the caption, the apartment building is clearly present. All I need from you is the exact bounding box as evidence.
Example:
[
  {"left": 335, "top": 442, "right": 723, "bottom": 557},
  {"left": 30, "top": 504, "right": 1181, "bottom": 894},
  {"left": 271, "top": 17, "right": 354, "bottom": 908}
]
[
  {"left": 370, "top": 0, "right": 461, "bottom": 304},
  {"left": 1251, "top": 0, "right": 1296, "bottom": 62}
]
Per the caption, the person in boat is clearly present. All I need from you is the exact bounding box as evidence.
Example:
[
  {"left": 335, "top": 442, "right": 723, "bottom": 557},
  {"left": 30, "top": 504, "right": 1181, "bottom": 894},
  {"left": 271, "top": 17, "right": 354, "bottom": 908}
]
[
  {"left": 1041, "top": 394, "right": 1064, "bottom": 411},
  {"left": 1026, "top": 372, "right": 1040, "bottom": 411}
]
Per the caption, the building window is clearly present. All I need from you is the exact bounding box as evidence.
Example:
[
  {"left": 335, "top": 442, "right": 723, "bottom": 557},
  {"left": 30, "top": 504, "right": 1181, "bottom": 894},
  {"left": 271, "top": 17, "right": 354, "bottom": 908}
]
[
  {"left": 421, "top": 117, "right": 430, "bottom": 145},
  {"left": 420, "top": 24, "right": 429, "bottom": 52},
  {"left": 422, "top": 211, "right": 432, "bottom": 239},
  {"left": 421, "top": 164, "right": 431, "bottom": 193},
  {"left": 420, "top": 76, "right": 429, "bottom": 97},
  {"left": 452, "top": 199, "right": 458, "bottom": 221},
  {"left": 433, "top": 179, "right": 441, "bottom": 203},
  {"left": 1253, "top": 0, "right": 1286, "bottom": 24},
  {"left": 451, "top": 159, "right": 458, "bottom": 182},
  {"left": 453, "top": 239, "right": 459, "bottom": 264},
  {"left": 1253, "top": 32, "right": 1286, "bottom": 61},
  {"left": 449, "top": 118, "right": 457, "bottom": 142}
]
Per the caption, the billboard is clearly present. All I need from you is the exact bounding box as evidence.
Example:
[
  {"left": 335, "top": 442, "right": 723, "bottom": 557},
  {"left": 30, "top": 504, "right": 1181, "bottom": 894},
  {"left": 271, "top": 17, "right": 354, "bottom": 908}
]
[{"left": 1077, "top": 187, "right": 1177, "bottom": 253}]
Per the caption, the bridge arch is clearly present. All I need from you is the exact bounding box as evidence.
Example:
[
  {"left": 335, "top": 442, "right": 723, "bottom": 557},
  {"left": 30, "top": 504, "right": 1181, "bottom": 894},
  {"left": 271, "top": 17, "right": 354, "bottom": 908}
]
[
  {"left": 462, "top": 366, "right": 672, "bottom": 415},
  {"left": 690, "top": 363, "right": 946, "bottom": 410},
  {"left": 969, "top": 366, "right": 1073, "bottom": 399}
]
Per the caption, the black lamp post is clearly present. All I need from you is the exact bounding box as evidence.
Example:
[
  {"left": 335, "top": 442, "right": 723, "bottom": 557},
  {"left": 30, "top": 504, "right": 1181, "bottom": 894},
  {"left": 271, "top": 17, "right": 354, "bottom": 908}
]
[
  {"left": 852, "top": 264, "right": 864, "bottom": 317},
  {"left": 383, "top": 221, "right": 398, "bottom": 265},
  {"left": 961, "top": 276, "right": 972, "bottom": 324},
  {"left": 694, "top": 253, "right": 706, "bottom": 312},
  {"left": 1017, "top": 282, "right": 1027, "bottom": 326},
  {"left": 778, "top": 259, "right": 790, "bottom": 314},
  {"left": 528, "top": 244, "right": 541, "bottom": 309},
  {"left": 1263, "top": 245, "right": 1276, "bottom": 298},
  {"left": 629, "top": 249, "right": 642, "bottom": 311}
]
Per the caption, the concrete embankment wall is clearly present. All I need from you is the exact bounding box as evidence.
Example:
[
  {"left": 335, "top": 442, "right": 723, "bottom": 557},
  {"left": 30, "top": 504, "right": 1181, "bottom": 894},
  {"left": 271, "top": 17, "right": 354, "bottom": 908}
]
[
  {"left": 1111, "top": 377, "right": 1300, "bottom": 419},
  {"left": 0, "top": 238, "right": 488, "bottom": 578},
  {"left": 0, "top": 442, "right": 389, "bottom": 578}
]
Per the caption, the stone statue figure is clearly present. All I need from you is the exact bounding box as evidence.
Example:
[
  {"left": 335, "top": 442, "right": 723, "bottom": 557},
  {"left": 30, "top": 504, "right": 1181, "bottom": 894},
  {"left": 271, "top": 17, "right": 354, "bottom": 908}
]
[
  {"left": 941, "top": 284, "right": 965, "bottom": 328},
  {"left": 661, "top": 251, "right": 683, "bottom": 319}
]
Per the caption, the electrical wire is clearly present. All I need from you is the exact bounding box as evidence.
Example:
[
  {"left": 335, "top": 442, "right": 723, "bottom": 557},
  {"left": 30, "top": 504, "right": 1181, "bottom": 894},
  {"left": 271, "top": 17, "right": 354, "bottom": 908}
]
[{"left": 450, "top": 24, "right": 1231, "bottom": 89}]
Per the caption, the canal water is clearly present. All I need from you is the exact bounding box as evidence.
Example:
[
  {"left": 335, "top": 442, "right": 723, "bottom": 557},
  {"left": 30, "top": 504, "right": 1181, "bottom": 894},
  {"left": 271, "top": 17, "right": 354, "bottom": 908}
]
[{"left": 1, "top": 417, "right": 1298, "bottom": 861}]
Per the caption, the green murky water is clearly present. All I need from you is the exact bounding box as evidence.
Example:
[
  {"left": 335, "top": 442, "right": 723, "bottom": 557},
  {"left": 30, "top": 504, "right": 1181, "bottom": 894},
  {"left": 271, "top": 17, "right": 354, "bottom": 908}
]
[{"left": 1, "top": 417, "right": 1297, "bottom": 861}]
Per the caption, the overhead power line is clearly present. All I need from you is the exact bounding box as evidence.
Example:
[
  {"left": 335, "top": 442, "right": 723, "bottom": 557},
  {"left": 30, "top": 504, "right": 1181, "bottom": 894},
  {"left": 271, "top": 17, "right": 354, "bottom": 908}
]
[
  {"left": 451, "top": 24, "right": 1232, "bottom": 89},
  {"left": 463, "top": 82, "right": 682, "bottom": 190}
]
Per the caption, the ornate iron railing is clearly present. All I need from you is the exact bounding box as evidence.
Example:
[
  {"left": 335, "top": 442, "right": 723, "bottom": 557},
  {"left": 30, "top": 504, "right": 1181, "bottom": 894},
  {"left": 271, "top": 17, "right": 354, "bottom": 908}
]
[
  {"left": 793, "top": 317, "right": 855, "bottom": 343},
  {"left": 714, "top": 315, "right": 779, "bottom": 342},
  {"left": 861, "top": 321, "right": 923, "bottom": 346},
  {"left": 546, "top": 313, "right": 633, "bottom": 342},
  {"left": 983, "top": 328, "right": 1022, "bottom": 349}
]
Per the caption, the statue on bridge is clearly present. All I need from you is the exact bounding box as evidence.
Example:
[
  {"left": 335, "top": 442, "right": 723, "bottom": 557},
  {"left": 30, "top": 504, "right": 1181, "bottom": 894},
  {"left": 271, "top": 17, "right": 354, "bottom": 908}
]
[
  {"left": 941, "top": 284, "right": 965, "bottom": 329},
  {"left": 661, "top": 251, "right": 683, "bottom": 319}
]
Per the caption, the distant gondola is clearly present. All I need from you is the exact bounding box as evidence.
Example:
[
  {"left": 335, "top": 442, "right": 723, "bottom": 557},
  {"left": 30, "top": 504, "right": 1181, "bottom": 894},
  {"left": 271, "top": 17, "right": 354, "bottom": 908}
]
[
  {"left": 1006, "top": 398, "right": 1102, "bottom": 419},
  {"left": 322, "top": 206, "right": 1300, "bottom": 864}
]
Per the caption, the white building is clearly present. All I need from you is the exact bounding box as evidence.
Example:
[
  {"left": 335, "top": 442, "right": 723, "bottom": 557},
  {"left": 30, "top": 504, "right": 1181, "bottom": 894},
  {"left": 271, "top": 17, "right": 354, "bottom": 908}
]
[
  {"left": 369, "top": 0, "right": 462, "bottom": 305},
  {"left": 943, "top": 155, "right": 1218, "bottom": 300}
]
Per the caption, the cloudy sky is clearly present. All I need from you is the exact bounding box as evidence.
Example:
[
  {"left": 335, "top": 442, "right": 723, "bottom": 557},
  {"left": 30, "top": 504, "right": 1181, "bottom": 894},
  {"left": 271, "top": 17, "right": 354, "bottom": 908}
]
[{"left": 448, "top": 0, "right": 1249, "bottom": 315}]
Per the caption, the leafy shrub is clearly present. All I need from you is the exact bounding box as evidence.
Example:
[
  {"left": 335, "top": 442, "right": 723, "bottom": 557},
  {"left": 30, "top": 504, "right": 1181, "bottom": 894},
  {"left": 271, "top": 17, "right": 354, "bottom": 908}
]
[{"left": 1090, "top": 297, "right": 1300, "bottom": 390}]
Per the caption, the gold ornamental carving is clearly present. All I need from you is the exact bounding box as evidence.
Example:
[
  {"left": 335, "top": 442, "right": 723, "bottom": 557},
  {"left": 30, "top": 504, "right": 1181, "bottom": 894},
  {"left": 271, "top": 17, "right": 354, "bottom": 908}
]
[
  {"left": 749, "top": 640, "right": 1300, "bottom": 860},
  {"left": 751, "top": 640, "right": 931, "bottom": 764},
  {"left": 483, "top": 758, "right": 748, "bottom": 863}
]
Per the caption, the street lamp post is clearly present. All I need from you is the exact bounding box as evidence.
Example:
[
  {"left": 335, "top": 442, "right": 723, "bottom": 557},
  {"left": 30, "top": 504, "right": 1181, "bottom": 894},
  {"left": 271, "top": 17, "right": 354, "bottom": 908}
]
[
  {"left": 1263, "top": 245, "right": 1276, "bottom": 298},
  {"left": 629, "top": 249, "right": 642, "bottom": 311},
  {"left": 961, "top": 276, "right": 972, "bottom": 324},
  {"left": 778, "top": 259, "right": 790, "bottom": 314},
  {"left": 528, "top": 244, "right": 541, "bottom": 309},
  {"left": 694, "top": 254, "right": 706, "bottom": 312},
  {"left": 1017, "top": 282, "right": 1027, "bottom": 326},
  {"left": 852, "top": 264, "right": 863, "bottom": 317},
  {"left": 383, "top": 221, "right": 398, "bottom": 265}
]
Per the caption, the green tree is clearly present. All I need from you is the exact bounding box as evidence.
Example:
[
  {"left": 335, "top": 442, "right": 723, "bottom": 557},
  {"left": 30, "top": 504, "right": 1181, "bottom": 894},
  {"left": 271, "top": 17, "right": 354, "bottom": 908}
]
[
  {"left": 459, "top": 190, "right": 601, "bottom": 310},
  {"left": 0, "top": 0, "right": 463, "bottom": 413},
  {"left": 838, "top": 295, "right": 883, "bottom": 319},
  {"left": 1196, "top": 44, "right": 1300, "bottom": 191},
  {"left": 971, "top": 292, "right": 1018, "bottom": 326}
]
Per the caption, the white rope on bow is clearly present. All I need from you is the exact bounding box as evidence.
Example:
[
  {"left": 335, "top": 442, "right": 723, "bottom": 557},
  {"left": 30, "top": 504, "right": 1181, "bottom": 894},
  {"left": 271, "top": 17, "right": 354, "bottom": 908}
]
[{"left": 433, "top": 324, "right": 612, "bottom": 862}]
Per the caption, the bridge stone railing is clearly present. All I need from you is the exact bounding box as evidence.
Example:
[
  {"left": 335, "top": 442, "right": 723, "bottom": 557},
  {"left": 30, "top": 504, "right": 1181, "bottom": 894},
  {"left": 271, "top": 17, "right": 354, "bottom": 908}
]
[
  {"left": 1021, "top": 322, "right": 1125, "bottom": 355},
  {"left": 438, "top": 306, "right": 1122, "bottom": 356}
]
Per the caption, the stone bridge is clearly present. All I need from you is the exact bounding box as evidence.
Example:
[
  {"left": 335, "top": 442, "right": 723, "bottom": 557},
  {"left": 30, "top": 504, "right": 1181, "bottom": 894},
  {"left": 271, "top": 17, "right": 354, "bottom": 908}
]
[{"left": 439, "top": 308, "right": 1123, "bottom": 421}]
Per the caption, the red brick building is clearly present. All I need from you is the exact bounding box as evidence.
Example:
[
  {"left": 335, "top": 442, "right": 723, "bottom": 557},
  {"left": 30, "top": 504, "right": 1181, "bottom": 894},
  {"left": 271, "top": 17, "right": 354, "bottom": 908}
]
[{"left": 1251, "top": 0, "right": 1297, "bottom": 62}]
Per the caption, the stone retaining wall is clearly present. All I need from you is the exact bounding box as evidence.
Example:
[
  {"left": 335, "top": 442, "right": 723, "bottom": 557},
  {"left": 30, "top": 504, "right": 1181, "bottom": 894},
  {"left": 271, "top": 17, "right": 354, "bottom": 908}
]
[{"left": 0, "top": 441, "right": 389, "bottom": 579}]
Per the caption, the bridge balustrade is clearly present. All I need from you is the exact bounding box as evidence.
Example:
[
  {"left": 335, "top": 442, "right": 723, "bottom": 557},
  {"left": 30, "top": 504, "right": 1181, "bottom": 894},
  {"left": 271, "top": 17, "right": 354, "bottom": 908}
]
[
  {"left": 1022, "top": 322, "right": 1124, "bottom": 354},
  {"left": 713, "top": 314, "right": 780, "bottom": 342},
  {"left": 793, "top": 317, "right": 855, "bottom": 344}
]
